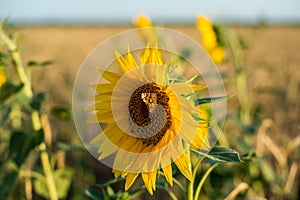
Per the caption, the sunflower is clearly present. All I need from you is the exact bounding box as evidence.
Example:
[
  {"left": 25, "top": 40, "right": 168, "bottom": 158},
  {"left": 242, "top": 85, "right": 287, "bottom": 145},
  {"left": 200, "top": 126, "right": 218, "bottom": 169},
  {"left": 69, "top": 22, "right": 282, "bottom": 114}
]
[
  {"left": 134, "top": 15, "right": 157, "bottom": 44},
  {"left": 87, "top": 45, "right": 209, "bottom": 194},
  {"left": 135, "top": 15, "right": 152, "bottom": 28},
  {"left": 196, "top": 16, "right": 225, "bottom": 64}
]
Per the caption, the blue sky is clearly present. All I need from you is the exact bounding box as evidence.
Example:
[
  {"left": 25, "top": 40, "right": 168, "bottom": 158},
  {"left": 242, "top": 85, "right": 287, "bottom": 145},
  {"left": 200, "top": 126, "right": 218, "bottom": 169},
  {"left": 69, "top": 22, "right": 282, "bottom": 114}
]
[{"left": 1, "top": 0, "right": 300, "bottom": 24}]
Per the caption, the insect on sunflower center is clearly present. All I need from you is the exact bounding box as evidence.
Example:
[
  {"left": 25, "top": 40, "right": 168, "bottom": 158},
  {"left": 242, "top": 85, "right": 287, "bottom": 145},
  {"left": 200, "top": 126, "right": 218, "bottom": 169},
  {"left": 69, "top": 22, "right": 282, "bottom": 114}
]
[{"left": 128, "top": 83, "right": 172, "bottom": 146}]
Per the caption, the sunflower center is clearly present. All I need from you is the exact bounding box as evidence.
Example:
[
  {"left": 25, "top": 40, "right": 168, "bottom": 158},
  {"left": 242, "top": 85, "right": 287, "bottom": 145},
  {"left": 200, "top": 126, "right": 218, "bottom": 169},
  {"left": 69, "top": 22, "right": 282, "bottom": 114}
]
[{"left": 128, "top": 83, "right": 172, "bottom": 145}]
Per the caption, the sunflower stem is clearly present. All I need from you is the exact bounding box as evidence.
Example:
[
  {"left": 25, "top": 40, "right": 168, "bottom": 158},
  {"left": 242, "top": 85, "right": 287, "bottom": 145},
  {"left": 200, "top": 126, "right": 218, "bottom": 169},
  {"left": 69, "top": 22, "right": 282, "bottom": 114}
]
[
  {"left": 0, "top": 27, "right": 32, "bottom": 97},
  {"left": 187, "top": 156, "right": 204, "bottom": 200},
  {"left": 0, "top": 26, "right": 58, "bottom": 200},
  {"left": 192, "top": 157, "right": 205, "bottom": 180},
  {"left": 194, "top": 162, "right": 220, "bottom": 200},
  {"left": 186, "top": 149, "right": 194, "bottom": 200},
  {"left": 186, "top": 176, "right": 194, "bottom": 200}
]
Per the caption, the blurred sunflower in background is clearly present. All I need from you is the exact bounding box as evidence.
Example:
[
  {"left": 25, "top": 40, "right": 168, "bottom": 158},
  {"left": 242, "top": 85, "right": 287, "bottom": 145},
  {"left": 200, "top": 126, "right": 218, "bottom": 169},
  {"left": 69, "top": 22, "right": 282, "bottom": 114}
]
[
  {"left": 135, "top": 15, "right": 152, "bottom": 28},
  {"left": 87, "top": 45, "right": 210, "bottom": 194},
  {"left": 0, "top": 68, "right": 6, "bottom": 88},
  {"left": 196, "top": 16, "right": 225, "bottom": 64},
  {"left": 134, "top": 15, "right": 157, "bottom": 43}
]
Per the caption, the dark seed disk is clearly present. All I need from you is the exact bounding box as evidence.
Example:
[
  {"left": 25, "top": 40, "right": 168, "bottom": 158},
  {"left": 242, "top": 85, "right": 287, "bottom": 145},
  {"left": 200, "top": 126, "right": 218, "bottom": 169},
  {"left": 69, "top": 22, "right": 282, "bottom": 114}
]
[{"left": 128, "top": 83, "right": 172, "bottom": 146}]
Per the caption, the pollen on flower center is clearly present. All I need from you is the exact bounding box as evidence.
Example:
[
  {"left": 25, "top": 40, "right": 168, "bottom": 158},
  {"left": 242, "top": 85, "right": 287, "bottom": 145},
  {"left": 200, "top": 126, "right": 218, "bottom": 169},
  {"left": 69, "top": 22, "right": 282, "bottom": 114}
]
[{"left": 128, "top": 83, "right": 172, "bottom": 145}]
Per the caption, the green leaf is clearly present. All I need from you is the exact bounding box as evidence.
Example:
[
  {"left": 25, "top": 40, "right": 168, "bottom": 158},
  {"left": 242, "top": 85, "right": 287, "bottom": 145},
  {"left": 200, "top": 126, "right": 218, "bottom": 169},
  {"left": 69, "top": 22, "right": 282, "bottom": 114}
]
[
  {"left": 194, "top": 95, "right": 231, "bottom": 106},
  {"left": 191, "top": 146, "right": 242, "bottom": 163},
  {"left": 55, "top": 168, "right": 74, "bottom": 198},
  {"left": 30, "top": 129, "right": 44, "bottom": 147},
  {"left": 9, "top": 131, "right": 29, "bottom": 166},
  {"left": 50, "top": 107, "right": 70, "bottom": 121},
  {"left": 34, "top": 168, "right": 74, "bottom": 199},
  {"left": 33, "top": 178, "right": 48, "bottom": 199},
  {"left": 85, "top": 187, "right": 105, "bottom": 200},
  {"left": 106, "top": 186, "right": 114, "bottom": 196},
  {"left": 27, "top": 60, "right": 54, "bottom": 67},
  {"left": 0, "top": 82, "right": 24, "bottom": 102},
  {"left": 208, "top": 146, "right": 242, "bottom": 162},
  {"left": 30, "top": 92, "right": 47, "bottom": 110},
  {"left": 0, "top": 169, "right": 19, "bottom": 199},
  {"left": 9, "top": 129, "right": 44, "bottom": 166}
]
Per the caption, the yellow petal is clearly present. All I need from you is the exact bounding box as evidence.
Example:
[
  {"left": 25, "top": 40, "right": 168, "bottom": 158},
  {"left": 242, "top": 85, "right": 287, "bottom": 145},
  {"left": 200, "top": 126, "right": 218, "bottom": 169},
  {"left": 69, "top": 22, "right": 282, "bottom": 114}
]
[
  {"left": 93, "top": 122, "right": 126, "bottom": 147},
  {"left": 155, "top": 65, "right": 168, "bottom": 86},
  {"left": 170, "top": 139, "right": 193, "bottom": 181},
  {"left": 86, "top": 114, "right": 99, "bottom": 123},
  {"left": 98, "top": 141, "right": 117, "bottom": 160},
  {"left": 150, "top": 47, "right": 163, "bottom": 65},
  {"left": 90, "top": 132, "right": 105, "bottom": 144},
  {"left": 174, "top": 111, "right": 199, "bottom": 145},
  {"left": 190, "top": 84, "right": 208, "bottom": 91},
  {"left": 96, "top": 111, "right": 114, "bottom": 123},
  {"left": 96, "top": 67, "right": 122, "bottom": 84},
  {"left": 140, "top": 44, "right": 150, "bottom": 65},
  {"left": 113, "top": 141, "right": 144, "bottom": 172},
  {"left": 155, "top": 129, "right": 172, "bottom": 147},
  {"left": 191, "top": 126, "right": 210, "bottom": 150},
  {"left": 85, "top": 101, "right": 111, "bottom": 111},
  {"left": 86, "top": 110, "right": 114, "bottom": 123},
  {"left": 112, "top": 169, "right": 122, "bottom": 178},
  {"left": 162, "top": 165, "right": 173, "bottom": 186},
  {"left": 174, "top": 152, "right": 193, "bottom": 182},
  {"left": 105, "top": 129, "right": 127, "bottom": 146},
  {"left": 125, "top": 173, "right": 139, "bottom": 191},
  {"left": 125, "top": 47, "right": 138, "bottom": 69},
  {"left": 115, "top": 51, "right": 129, "bottom": 73},
  {"left": 140, "top": 45, "right": 163, "bottom": 65},
  {"left": 114, "top": 50, "right": 137, "bottom": 73},
  {"left": 90, "top": 83, "right": 115, "bottom": 93},
  {"left": 94, "top": 93, "right": 112, "bottom": 101},
  {"left": 168, "top": 82, "right": 207, "bottom": 95},
  {"left": 142, "top": 171, "right": 157, "bottom": 195}
]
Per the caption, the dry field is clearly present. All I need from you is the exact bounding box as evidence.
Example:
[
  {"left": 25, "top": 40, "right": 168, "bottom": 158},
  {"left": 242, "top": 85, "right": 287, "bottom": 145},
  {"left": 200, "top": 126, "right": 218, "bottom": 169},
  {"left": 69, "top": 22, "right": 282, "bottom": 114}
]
[
  {"left": 17, "top": 25, "right": 300, "bottom": 135},
  {"left": 10, "top": 24, "right": 300, "bottom": 198}
]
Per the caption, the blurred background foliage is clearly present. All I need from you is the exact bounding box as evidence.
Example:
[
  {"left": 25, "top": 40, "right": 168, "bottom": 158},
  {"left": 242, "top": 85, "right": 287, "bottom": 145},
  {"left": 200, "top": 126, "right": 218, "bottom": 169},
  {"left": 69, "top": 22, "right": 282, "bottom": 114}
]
[{"left": 0, "top": 13, "right": 299, "bottom": 200}]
